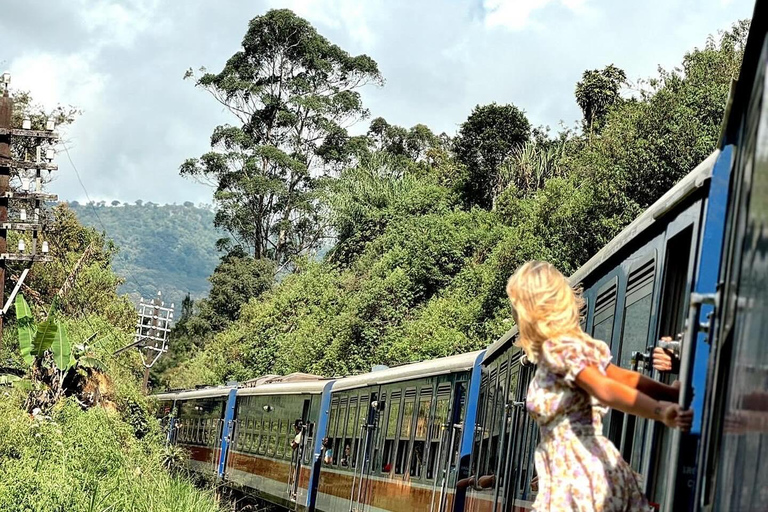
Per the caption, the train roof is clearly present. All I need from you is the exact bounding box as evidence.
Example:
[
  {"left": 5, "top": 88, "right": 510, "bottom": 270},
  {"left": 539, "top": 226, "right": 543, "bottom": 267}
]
[
  {"left": 154, "top": 385, "right": 235, "bottom": 401},
  {"left": 237, "top": 379, "right": 333, "bottom": 396},
  {"left": 483, "top": 149, "right": 720, "bottom": 364},
  {"left": 330, "top": 350, "right": 484, "bottom": 392}
]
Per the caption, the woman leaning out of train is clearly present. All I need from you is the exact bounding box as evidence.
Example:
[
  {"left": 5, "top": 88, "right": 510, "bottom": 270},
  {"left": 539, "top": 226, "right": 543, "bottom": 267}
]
[{"left": 506, "top": 260, "right": 693, "bottom": 511}]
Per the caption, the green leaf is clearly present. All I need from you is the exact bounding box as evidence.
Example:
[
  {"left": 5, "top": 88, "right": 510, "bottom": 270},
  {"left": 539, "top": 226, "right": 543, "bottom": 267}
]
[
  {"left": 50, "top": 321, "right": 72, "bottom": 371},
  {"left": 15, "top": 295, "right": 36, "bottom": 366},
  {"left": 33, "top": 317, "right": 58, "bottom": 358},
  {"left": 78, "top": 356, "right": 106, "bottom": 372}
]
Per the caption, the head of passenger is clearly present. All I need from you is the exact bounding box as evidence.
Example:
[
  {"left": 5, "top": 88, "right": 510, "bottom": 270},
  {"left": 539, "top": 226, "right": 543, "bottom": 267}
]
[
  {"left": 293, "top": 419, "right": 302, "bottom": 432},
  {"left": 506, "top": 260, "right": 584, "bottom": 364}
]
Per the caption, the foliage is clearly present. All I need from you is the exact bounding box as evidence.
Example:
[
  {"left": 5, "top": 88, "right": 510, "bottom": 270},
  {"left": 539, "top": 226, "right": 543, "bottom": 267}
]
[
  {"left": 181, "top": 9, "right": 383, "bottom": 264},
  {"left": 575, "top": 64, "right": 627, "bottom": 138},
  {"left": 69, "top": 201, "right": 222, "bottom": 310},
  {"left": 453, "top": 103, "right": 531, "bottom": 209},
  {"left": 0, "top": 393, "right": 222, "bottom": 512},
  {"left": 167, "top": 19, "right": 750, "bottom": 391}
]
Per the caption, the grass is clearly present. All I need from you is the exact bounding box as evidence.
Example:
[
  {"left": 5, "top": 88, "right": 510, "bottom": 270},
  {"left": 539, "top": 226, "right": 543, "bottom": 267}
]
[{"left": 0, "top": 389, "right": 223, "bottom": 512}]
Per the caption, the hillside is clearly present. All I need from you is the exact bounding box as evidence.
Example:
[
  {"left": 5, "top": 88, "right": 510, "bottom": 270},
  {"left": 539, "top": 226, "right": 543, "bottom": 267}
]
[{"left": 68, "top": 201, "right": 222, "bottom": 308}]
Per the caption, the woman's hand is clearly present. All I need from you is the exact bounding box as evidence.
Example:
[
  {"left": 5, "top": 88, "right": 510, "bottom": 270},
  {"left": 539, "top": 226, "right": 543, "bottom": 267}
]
[{"left": 660, "top": 400, "right": 693, "bottom": 431}]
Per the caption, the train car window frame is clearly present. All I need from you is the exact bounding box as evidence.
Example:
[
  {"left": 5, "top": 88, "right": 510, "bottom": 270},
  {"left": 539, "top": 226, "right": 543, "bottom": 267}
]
[
  {"left": 615, "top": 252, "right": 657, "bottom": 472},
  {"left": 382, "top": 389, "right": 402, "bottom": 474},
  {"left": 395, "top": 387, "right": 417, "bottom": 476},
  {"left": 592, "top": 276, "right": 619, "bottom": 347},
  {"left": 411, "top": 385, "right": 433, "bottom": 480},
  {"left": 427, "top": 383, "right": 451, "bottom": 481}
]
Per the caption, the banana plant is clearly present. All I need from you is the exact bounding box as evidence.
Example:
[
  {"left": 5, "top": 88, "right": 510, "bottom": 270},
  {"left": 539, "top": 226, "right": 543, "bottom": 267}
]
[{"left": 15, "top": 294, "right": 73, "bottom": 372}]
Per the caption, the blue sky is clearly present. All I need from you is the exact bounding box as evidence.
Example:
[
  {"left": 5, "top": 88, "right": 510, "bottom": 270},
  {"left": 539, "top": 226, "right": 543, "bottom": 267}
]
[{"left": 0, "top": 0, "right": 757, "bottom": 204}]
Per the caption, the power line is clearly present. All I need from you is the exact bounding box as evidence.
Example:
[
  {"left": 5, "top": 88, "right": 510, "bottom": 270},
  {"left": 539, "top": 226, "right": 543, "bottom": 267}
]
[{"left": 61, "top": 142, "right": 108, "bottom": 234}]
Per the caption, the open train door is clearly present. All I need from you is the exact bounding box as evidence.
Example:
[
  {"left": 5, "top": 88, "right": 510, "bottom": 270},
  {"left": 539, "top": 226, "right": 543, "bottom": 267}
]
[
  {"left": 348, "top": 391, "right": 379, "bottom": 512},
  {"left": 287, "top": 399, "right": 312, "bottom": 508},
  {"left": 216, "top": 389, "right": 238, "bottom": 479},
  {"left": 662, "top": 7, "right": 768, "bottom": 509}
]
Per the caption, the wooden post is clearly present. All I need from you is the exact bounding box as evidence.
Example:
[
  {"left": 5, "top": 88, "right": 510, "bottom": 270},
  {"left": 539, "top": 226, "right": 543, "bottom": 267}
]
[{"left": 0, "top": 89, "right": 12, "bottom": 348}]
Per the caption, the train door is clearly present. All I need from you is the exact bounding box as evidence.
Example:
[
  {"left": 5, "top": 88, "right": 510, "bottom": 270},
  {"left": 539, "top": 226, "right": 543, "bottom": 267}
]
[
  {"left": 644, "top": 224, "right": 697, "bottom": 507},
  {"left": 349, "top": 389, "right": 379, "bottom": 512},
  {"left": 438, "top": 380, "right": 466, "bottom": 512},
  {"left": 287, "top": 398, "right": 312, "bottom": 506},
  {"left": 217, "top": 389, "right": 238, "bottom": 478},
  {"left": 504, "top": 359, "right": 538, "bottom": 511}
]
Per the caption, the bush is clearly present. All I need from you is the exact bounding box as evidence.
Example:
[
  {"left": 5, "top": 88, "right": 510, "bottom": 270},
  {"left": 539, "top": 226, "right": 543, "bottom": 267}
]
[{"left": 0, "top": 391, "right": 222, "bottom": 512}]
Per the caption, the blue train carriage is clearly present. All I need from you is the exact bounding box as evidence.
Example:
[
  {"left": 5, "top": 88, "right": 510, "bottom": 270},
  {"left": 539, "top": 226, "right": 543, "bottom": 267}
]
[
  {"left": 464, "top": 145, "right": 724, "bottom": 512},
  {"left": 155, "top": 386, "right": 236, "bottom": 476},
  {"left": 466, "top": 4, "right": 768, "bottom": 511},
  {"left": 223, "top": 377, "right": 333, "bottom": 511},
  {"left": 696, "top": 1, "right": 768, "bottom": 509},
  {"left": 313, "top": 351, "right": 485, "bottom": 512}
]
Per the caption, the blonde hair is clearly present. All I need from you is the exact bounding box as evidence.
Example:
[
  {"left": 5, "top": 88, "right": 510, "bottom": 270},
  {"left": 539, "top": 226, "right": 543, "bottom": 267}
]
[{"left": 506, "top": 260, "right": 591, "bottom": 363}]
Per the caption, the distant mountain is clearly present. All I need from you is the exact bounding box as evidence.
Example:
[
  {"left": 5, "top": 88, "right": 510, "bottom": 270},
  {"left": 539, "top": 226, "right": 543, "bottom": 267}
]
[{"left": 68, "top": 201, "right": 222, "bottom": 309}]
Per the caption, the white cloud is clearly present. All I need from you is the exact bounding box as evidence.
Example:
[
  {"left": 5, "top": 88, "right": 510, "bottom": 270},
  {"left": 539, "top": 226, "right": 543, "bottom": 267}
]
[
  {"left": 78, "top": 0, "right": 164, "bottom": 48},
  {"left": 482, "top": 0, "right": 588, "bottom": 30},
  {"left": 265, "top": 0, "right": 380, "bottom": 50},
  {"left": 9, "top": 51, "right": 106, "bottom": 112}
]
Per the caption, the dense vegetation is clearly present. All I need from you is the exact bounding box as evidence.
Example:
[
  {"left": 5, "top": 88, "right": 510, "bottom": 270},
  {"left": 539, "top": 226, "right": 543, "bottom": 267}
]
[
  {"left": 0, "top": 101, "right": 222, "bottom": 510},
  {"left": 69, "top": 202, "right": 221, "bottom": 309},
  {"left": 160, "top": 12, "right": 749, "bottom": 389}
]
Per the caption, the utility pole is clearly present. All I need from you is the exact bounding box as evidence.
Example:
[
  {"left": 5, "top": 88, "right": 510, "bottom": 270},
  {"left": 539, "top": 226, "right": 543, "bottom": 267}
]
[
  {"left": 134, "top": 292, "right": 174, "bottom": 393},
  {"left": 0, "top": 72, "right": 56, "bottom": 347}
]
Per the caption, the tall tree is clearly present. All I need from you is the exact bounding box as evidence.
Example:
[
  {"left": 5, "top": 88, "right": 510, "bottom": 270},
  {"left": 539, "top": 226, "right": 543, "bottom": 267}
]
[
  {"left": 180, "top": 9, "right": 383, "bottom": 265},
  {"left": 453, "top": 103, "right": 530, "bottom": 209},
  {"left": 575, "top": 64, "right": 627, "bottom": 139}
]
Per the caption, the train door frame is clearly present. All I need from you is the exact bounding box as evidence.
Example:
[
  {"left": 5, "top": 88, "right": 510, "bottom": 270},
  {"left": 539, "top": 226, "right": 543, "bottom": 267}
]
[{"left": 641, "top": 208, "right": 702, "bottom": 505}]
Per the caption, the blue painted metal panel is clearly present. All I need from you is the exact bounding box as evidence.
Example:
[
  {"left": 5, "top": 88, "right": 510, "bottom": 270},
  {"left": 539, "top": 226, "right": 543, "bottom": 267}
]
[
  {"left": 665, "top": 145, "right": 734, "bottom": 512},
  {"left": 689, "top": 145, "right": 733, "bottom": 433},
  {"left": 307, "top": 381, "right": 334, "bottom": 511},
  {"left": 217, "top": 388, "right": 238, "bottom": 478},
  {"left": 453, "top": 350, "right": 485, "bottom": 512}
]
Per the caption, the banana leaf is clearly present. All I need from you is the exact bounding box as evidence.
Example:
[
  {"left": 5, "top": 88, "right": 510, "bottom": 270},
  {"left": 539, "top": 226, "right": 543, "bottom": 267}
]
[
  {"left": 50, "top": 321, "right": 72, "bottom": 371},
  {"left": 15, "top": 295, "right": 36, "bottom": 366}
]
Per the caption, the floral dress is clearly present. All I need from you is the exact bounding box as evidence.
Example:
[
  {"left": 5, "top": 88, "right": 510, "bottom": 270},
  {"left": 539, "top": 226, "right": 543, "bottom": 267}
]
[{"left": 526, "top": 337, "right": 651, "bottom": 511}]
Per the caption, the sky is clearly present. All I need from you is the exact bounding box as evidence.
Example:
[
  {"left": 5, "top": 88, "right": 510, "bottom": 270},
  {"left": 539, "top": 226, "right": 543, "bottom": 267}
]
[{"left": 0, "top": 0, "right": 757, "bottom": 205}]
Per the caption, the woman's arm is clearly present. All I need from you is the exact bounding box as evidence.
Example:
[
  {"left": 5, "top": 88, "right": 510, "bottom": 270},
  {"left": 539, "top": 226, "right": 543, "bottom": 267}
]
[
  {"left": 576, "top": 366, "right": 692, "bottom": 430},
  {"left": 605, "top": 363, "right": 679, "bottom": 402}
]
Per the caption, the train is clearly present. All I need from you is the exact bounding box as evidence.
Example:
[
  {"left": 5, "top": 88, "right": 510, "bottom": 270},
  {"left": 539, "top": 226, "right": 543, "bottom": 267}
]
[{"left": 156, "top": 2, "right": 767, "bottom": 511}]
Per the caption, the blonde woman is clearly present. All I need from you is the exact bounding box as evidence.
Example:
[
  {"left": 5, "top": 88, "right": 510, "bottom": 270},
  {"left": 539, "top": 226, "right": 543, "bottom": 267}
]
[{"left": 506, "top": 261, "right": 692, "bottom": 511}]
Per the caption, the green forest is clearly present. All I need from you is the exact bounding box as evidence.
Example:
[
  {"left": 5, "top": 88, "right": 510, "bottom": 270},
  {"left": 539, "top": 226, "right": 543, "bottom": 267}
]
[
  {"left": 159, "top": 11, "right": 749, "bottom": 390},
  {"left": 0, "top": 7, "right": 750, "bottom": 511},
  {"left": 69, "top": 201, "right": 222, "bottom": 308}
]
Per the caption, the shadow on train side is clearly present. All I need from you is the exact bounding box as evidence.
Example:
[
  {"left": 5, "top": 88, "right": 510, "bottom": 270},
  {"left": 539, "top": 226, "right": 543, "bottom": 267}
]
[{"left": 156, "top": 2, "right": 767, "bottom": 510}]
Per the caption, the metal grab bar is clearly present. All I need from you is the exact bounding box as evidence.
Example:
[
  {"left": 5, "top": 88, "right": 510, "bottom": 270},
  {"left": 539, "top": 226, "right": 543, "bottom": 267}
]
[
  {"left": 349, "top": 422, "right": 367, "bottom": 510},
  {"left": 662, "top": 292, "right": 716, "bottom": 512},
  {"left": 429, "top": 424, "right": 449, "bottom": 512}
]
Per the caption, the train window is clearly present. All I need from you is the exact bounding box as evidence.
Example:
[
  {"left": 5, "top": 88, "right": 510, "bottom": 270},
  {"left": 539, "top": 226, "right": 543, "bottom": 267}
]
[
  {"left": 382, "top": 391, "right": 401, "bottom": 473},
  {"left": 268, "top": 419, "right": 279, "bottom": 457},
  {"left": 592, "top": 277, "right": 618, "bottom": 346},
  {"left": 579, "top": 295, "right": 588, "bottom": 331},
  {"left": 277, "top": 419, "right": 287, "bottom": 459},
  {"left": 351, "top": 394, "right": 368, "bottom": 468},
  {"left": 477, "top": 365, "right": 498, "bottom": 479},
  {"left": 427, "top": 384, "right": 451, "bottom": 480},
  {"left": 411, "top": 387, "right": 432, "bottom": 479},
  {"left": 396, "top": 389, "right": 416, "bottom": 475},
  {"left": 334, "top": 397, "right": 348, "bottom": 466},
  {"left": 616, "top": 255, "right": 656, "bottom": 472},
  {"left": 342, "top": 396, "right": 359, "bottom": 469},
  {"left": 252, "top": 417, "right": 262, "bottom": 453}
]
